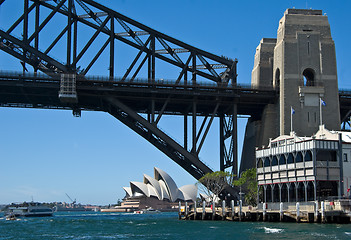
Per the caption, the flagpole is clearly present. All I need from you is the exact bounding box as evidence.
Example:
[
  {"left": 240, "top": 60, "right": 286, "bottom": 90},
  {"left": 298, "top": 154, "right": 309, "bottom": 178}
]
[
  {"left": 291, "top": 106, "right": 293, "bottom": 133},
  {"left": 319, "top": 98, "right": 323, "bottom": 126}
]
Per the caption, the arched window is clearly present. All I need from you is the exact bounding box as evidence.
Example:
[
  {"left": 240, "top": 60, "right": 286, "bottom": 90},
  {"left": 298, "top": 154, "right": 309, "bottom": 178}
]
[
  {"left": 275, "top": 68, "right": 280, "bottom": 88},
  {"left": 303, "top": 68, "right": 315, "bottom": 86},
  {"left": 264, "top": 157, "right": 271, "bottom": 167},
  {"left": 296, "top": 152, "right": 303, "bottom": 163},
  {"left": 272, "top": 156, "right": 278, "bottom": 166},
  {"left": 279, "top": 155, "right": 286, "bottom": 165},
  {"left": 287, "top": 153, "right": 294, "bottom": 164},
  {"left": 257, "top": 158, "right": 263, "bottom": 168},
  {"left": 305, "top": 151, "right": 312, "bottom": 162}
]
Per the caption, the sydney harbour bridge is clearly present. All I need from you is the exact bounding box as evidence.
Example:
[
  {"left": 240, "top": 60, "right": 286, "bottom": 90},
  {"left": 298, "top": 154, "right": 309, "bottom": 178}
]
[{"left": 0, "top": 0, "right": 351, "bottom": 196}]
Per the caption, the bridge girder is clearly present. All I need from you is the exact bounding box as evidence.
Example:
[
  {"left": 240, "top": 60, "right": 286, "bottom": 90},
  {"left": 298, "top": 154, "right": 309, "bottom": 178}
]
[{"left": 0, "top": 0, "right": 237, "bottom": 83}]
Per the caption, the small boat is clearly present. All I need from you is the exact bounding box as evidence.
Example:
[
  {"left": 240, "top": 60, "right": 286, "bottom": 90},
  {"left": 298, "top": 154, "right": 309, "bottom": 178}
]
[
  {"left": 134, "top": 207, "right": 160, "bottom": 214},
  {"left": 5, "top": 213, "right": 17, "bottom": 221},
  {"left": 4, "top": 202, "right": 53, "bottom": 217}
]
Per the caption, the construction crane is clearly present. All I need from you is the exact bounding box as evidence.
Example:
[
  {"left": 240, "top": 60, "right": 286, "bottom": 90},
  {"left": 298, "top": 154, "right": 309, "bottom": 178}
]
[{"left": 65, "top": 193, "right": 76, "bottom": 205}]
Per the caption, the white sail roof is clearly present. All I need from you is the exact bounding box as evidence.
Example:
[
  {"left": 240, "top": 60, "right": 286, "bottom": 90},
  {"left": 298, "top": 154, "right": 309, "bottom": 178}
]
[
  {"left": 146, "top": 184, "right": 158, "bottom": 198},
  {"left": 154, "top": 167, "right": 179, "bottom": 202},
  {"left": 130, "top": 181, "right": 149, "bottom": 197},
  {"left": 122, "top": 167, "right": 197, "bottom": 202},
  {"left": 122, "top": 187, "right": 132, "bottom": 198},
  {"left": 178, "top": 185, "right": 197, "bottom": 202},
  {"left": 143, "top": 174, "right": 162, "bottom": 200},
  {"left": 158, "top": 180, "right": 170, "bottom": 200}
]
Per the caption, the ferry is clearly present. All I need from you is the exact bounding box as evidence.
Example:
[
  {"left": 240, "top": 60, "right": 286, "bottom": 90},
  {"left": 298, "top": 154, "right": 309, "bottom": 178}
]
[
  {"left": 134, "top": 207, "right": 160, "bottom": 214},
  {"left": 4, "top": 202, "right": 53, "bottom": 217}
]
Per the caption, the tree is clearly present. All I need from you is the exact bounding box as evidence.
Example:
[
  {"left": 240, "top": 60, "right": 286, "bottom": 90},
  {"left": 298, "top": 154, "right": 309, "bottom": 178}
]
[
  {"left": 233, "top": 168, "right": 257, "bottom": 206},
  {"left": 197, "top": 171, "right": 235, "bottom": 203}
]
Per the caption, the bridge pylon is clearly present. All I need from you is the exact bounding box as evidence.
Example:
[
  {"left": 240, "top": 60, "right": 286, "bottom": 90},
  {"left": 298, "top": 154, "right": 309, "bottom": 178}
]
[{"left": 241, "top": 9, "right": 341, "bottom": 173}]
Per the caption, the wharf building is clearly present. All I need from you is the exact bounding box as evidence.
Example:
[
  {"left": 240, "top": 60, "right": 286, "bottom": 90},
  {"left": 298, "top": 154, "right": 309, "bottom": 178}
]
[{"left": 256, "top": 125, "right": 351, "bottom": 203}]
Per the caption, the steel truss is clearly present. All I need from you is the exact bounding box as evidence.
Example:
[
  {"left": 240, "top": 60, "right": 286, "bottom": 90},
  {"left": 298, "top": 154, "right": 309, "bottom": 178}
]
[
  {"left": 339, "top": 90, "right": 351, "bottom": 131},
  {"left": 0, "top": 0, "right": 240, "bottom": 185}
]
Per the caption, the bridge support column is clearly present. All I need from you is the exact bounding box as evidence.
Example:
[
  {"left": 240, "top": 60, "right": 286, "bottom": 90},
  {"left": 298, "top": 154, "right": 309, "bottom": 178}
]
[
  {"left": 184, "top": 112, "right": 188, "bottom": 151},
  {"left": 192, "top": 100, "right": 197, "bottom": 154},
  {"left": 219, "top": 103, "right": 238, "bottom": 175},
  {"left": 233, "top": 104, "right": 238, "bottom": 175},
  {"left": 220, "top": 115, "right": 225, "bottom": 171}
]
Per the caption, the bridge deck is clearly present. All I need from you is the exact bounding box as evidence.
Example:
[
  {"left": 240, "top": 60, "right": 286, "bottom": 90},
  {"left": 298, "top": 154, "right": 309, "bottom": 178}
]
[{"left": 0, "top": 72, "right": 278, "bottom": 118}]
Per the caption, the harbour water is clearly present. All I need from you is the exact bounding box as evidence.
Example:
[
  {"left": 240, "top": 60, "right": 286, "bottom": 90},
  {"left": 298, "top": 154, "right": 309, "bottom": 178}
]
[{"left": 0, "top": 211, "right": 350, "bottom": 239}]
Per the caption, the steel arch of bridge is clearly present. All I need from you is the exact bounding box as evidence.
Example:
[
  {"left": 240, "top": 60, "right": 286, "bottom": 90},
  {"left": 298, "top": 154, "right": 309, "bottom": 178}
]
[{"left": 0, "top": 0, "right": 245, "bottom": 185}]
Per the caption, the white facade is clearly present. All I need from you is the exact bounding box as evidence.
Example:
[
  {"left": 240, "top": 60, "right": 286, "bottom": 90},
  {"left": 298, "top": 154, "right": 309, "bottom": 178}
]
[{"left": 256, "top": 125, "right": 351, "bottom": 203}]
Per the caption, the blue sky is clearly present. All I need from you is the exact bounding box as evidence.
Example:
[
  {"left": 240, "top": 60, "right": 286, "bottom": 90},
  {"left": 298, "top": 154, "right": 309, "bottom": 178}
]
[{"left": 0, "top": 0, "right": 350, "bottom": 205}]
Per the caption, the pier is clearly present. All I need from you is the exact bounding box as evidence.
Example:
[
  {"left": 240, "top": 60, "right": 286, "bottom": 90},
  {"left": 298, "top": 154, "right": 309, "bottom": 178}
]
[{"left": 179, "top": 199, "right": 351, "bottom": 224}]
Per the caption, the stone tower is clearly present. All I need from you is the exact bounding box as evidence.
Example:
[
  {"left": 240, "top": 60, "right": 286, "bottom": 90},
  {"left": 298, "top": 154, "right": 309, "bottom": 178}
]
[
  {"left": 274, "top": 9, "right": 340, "bottom": 136},
  {"left": 240, "top": 9, "right": 341, "bottom": 173}
]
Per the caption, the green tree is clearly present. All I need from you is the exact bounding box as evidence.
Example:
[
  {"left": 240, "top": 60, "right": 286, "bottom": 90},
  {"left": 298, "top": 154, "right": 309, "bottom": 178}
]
[
  {"left": 233, "top": 168, "right": 257, "bottom": 206},
  {"left": 197, "top": 171, "right": 235, "bottom": 202}
]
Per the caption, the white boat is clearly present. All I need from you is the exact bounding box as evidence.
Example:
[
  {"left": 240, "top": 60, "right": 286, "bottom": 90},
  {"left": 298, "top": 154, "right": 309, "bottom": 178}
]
[
  {"left": 5, "top": 213, "right": 17, "bottom": 221},
  {"left": 5, "top": 202, "right": 53, "bottom": 217},
  {"left": 134, "top": 207, "right": 160, "bottom": 214}
]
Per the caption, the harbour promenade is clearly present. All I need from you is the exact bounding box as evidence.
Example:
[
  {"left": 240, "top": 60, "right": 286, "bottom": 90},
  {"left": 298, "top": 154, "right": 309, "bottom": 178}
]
[{"left": 179, "top": 199, "right": 351, "bottom": 224}]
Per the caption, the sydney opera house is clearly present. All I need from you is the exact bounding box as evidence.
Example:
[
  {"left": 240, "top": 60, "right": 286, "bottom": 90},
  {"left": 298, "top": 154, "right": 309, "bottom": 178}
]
[{"left": 112, "top": 167, "right": 197, "bottom": 212}]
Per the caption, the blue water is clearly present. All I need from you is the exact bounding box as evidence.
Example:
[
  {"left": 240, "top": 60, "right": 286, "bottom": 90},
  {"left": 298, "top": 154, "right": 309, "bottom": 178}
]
[{"left": 0, "top": 211, "right": 350, "bottom": 239}]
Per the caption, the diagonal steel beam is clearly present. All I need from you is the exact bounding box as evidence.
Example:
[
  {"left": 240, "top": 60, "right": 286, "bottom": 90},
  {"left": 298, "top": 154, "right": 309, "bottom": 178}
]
[
  {"left": 0, "top": 30, "right": 68, "bottom": 74},
  {"left": 156, "top": 37, "right": 183, "bottom": 64},
  {"left": 73, "top": 16, "right": 110, "bottom": 65},
  {"left": 105, "top": 96, "right": 213, "bottom": 179},
  {"left": 28, "top": 0, "right": 66, "bottom": 43},
  {"left": 197, "top": 103, "right": 220, "bottom": 155},
  {"left": 121, "top": 36, "right": 151, "bottom": 81},
  {"left": 6, "top": 3, "right": 36, "bottom": 34},
  {"left": 82, "top": 37, "right": 110, "bottom": 75},
  {"left": 130, "top": 53, "right": 149, "bottom": 81},
  {"left": 44, "top": 25, "right": 70, "bottom": 55}
]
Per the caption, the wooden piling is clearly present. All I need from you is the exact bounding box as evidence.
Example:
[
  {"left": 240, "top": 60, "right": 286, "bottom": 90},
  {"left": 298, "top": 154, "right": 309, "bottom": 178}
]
[
  {"left": 263, "top": 203, "right": 266, "bottom": 221},
  {"left": 212, "top": 201, "right": 215, "bottom": 220},
  {"left": 239, "top": 200, "right": 242, "bottom": 221},
  {"left": 231, "top": 200, "right": 235, "bottom": 221},
  {"left": 178, "top": 201, "right": 181, "bottom": 220},
  {"left": 321, "top": 201, "right": 326, "bottom": 223},
  {"left": 296, "top": 202, "right": 300, "bottom": 223},
  {"left": 193, "top": 201, "right": 197, "bottom": 220},
  {"left": 279, "top": 202, "right": 284, "bottom": 221},
  {"left": 222, "top": 200, "right": 226, "bottom": 220},
  {"left": 314, "top": 200, "right": 319, "bottom": 223}
]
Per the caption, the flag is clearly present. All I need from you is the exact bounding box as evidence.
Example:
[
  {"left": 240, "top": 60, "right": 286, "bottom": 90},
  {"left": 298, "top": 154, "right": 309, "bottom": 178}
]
[
  {"left": 291, "top": 107, "right": 295, "bottom": 115},
  {"left": 320, "top": 99, "right": 326, "bottom": 106}
]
